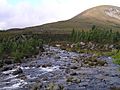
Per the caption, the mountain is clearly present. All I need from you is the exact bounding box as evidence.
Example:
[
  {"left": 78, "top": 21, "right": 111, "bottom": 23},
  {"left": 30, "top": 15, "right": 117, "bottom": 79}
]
[{"left": 10, "top": 5, "right": 120, "bottom": 34}]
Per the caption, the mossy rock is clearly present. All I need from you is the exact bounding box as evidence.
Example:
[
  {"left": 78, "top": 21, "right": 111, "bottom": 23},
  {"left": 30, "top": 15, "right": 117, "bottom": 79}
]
[
  {"left": 66, "top": 76, "right": 81, "bottom": 84},
  {"left": 46, "top": 83, "right": 59, "bottom": 90},
  {"left": 97, "top": 60, "right": 107, "bottom": 66}
]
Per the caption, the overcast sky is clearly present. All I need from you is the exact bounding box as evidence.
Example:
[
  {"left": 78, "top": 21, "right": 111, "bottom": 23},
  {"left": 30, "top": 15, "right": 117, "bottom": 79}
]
[{"left": 0, "top": 0, "right": 120, "bottom": 30}]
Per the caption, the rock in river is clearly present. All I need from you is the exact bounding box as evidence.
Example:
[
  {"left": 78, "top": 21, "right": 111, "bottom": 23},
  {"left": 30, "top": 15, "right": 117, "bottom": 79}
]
[{"left": 12, "top": 67, "right": 23, "bottom": 75}]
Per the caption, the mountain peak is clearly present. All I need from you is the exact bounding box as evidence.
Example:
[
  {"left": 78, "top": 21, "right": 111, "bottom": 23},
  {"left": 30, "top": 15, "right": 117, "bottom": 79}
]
[
  {"left": 72, "top": 5, "right": 120, "bottom": 20},
  {"left": 105, "top": 6, "right": 120, "bottom": 20}
]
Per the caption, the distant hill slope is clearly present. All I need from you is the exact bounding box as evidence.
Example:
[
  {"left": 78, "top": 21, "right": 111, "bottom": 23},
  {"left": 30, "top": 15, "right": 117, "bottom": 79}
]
[{"left": 9, "top": 5, "right": 120, "bottom": 34}]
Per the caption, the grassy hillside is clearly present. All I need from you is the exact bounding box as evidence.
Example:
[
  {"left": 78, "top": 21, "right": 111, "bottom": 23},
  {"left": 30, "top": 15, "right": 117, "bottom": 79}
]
[{"left": 12, "top": 5, "right": 120, "bottom": 34}]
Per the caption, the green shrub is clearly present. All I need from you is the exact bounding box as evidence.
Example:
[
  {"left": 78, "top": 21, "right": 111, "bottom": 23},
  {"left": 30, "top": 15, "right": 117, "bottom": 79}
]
[
  {"left": 112, "top": 51, "right": 120, "bottom": 65},
  {"left": 11, "top": 50, "right": 24, "bottom": 63},
  {"left": 0, "top": 33, "right": 44, "bottom": 65}
]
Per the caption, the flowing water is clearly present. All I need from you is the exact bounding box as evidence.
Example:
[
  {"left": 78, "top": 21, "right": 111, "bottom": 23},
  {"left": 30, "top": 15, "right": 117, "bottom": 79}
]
[{"left": 0, "top": 45, "right": 120, "bottom": 90}]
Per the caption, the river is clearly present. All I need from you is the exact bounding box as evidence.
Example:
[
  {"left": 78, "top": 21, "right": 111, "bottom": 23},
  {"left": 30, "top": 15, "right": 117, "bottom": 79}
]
[{"left": 0, "top": 45, "right": 120, "bottom": 90}]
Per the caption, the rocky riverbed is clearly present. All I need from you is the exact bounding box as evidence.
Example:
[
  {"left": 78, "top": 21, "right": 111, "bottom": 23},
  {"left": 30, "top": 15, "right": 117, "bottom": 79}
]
[{"left": 0, "top": 45, "right": 120, "bottom": 90}]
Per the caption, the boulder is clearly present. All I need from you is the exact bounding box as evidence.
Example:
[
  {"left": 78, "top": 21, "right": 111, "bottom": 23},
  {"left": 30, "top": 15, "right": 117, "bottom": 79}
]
[
  {"left": 4, "top": 59, "right": 13, "bottom": 65},
  {"left": 70, "top": 72, "right": 78, "bottom": 76},
  {"left": 39, "top": 46, "right": 45, "bottom": 52},
  {"left": 42, "top": 63, "right": 52, "bottom": 68},
  {"left": 1, "top": 65, "right": 14, "bottom": 71},
  {"left": 70, "top": 65, "right": 78, "bottom": 69},
  {"left": 12, "top": 68, "right": 23, "bottom": 75}
]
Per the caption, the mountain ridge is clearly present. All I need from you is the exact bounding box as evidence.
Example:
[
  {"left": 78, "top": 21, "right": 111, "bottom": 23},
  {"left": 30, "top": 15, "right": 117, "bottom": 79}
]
[{"left": 8, "top": 5, "right": 120, "bottom": 34}]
